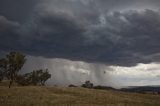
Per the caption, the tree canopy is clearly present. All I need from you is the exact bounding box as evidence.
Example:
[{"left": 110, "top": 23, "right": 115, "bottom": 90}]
[
  {"left": 16, "top": 69, "right": 51, "bottom": 86},
  {"left": 0, "top": 52, "right": 26, "bottom": 88}
]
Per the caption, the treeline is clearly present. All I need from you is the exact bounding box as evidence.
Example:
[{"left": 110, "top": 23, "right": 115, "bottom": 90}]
[
  {"left": 16, "top": 69, "right": 51, "bottom": 86},
  {"left": 69, "top": 80, "right": 116, "bottom": 91},
  {"left": 0, "top": 52, "right": 51, "bottom": 88},
  {"left": 69, "top": 81, "right": 94, "bottom": 88}
]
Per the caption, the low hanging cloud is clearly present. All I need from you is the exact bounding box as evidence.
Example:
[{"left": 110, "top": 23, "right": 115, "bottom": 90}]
[
  {"left": 21, "top": 56, "right": 160, "bottom": 87},
  {"left": 22, "top": 56, "right": 119, "bottom": 88},
  {"left": 109, "top": 63, "right": 160, "bottom": 86},
  {"left": 1, "top": 0, "right": 160, "bottom": 67}
]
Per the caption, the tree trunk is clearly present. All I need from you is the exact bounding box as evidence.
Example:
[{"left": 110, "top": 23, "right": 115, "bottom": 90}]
[
  {"left": 42, "top": 82, "right": 45, "bottom": 86},
  {"left": 9, "top": 80, "right": 13, "bottom": 88},
  {"left": 9, "top": 73, "right": 14, "bottom": 88}
]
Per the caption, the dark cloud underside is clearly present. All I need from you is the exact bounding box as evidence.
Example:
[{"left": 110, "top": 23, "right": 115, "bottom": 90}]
[{"left": 0, "top": 0, "right": 160, "bottom": 66}]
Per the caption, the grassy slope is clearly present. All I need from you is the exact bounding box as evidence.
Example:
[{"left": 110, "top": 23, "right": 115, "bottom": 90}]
[{"left": 0, "top": 82, "right": 160, "bottom": 106}]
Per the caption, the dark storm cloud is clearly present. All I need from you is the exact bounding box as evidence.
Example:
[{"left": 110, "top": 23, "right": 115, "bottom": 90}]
[
  {"left": 1, "top": 0, "right": 160, "bottom": 66},
  {"left": 0, "top": 16, "right": 21, "bottom": 52},
  {"left": 0, "top": 0, "right": 38, "bottom": 23}
]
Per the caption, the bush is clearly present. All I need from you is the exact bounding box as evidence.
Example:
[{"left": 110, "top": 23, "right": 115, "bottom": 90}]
[{"left": 68, "top": 84, "right": 77, "bottom": 87}]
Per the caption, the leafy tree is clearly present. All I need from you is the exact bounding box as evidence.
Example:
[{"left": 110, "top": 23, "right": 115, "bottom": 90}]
[
  {"left": 29, "top": 71, "right": 40, "bottom": 85},
  {"left": 16, "top": 74, "right": 31, "bottom": 86},
  {"left": 82, "top": 81, "right": 93, "bottom": 88},
  {"left": 30, "top": 69, "right": 51, "bottom": 86},
  {"left": 0, "top": 69, "right": 3, "bottom": 82},
  {"left": 16, "top": 69, "right": 51, "bottom": 86},
  {"left": 39, "top": 69, "right": 51, "bottom": 86},
  {"left": 6, "top": 52, "right": 26, "bottom": 88},
  {"left": 0, "top": 58, "right": 7, "bottom": 82}
]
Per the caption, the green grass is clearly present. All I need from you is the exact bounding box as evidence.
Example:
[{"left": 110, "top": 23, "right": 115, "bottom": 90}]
[{"left": 0, "top": 81, "right": 160, "bottom": 106}]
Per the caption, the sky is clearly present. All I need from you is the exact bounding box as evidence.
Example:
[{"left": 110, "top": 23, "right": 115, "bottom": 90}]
[{"left": 0, "top": 0, "right": 160, "bottom": 88}]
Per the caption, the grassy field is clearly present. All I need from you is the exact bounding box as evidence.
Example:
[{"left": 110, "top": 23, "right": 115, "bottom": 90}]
[{"left": 0, "top": 82, "right": 160, "bottom": 106}]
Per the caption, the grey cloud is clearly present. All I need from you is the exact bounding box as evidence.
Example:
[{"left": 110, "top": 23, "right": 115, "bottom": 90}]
[
  {"left": 0, "top": 0, "right": 38, "bottom": 23},
  {"left": 22, "top": 56, "right": 119, "bottom": 88},
  {"left": 0, "top": 16, "right": 20, "bottom": 31},
  {"left": 83, "top": 9, "right": 160, "bottom": 66},
  {"left": 1, "top": 1, "right": 160, "bottom": 66},
  {"left": 0, "top": 16, "right": 21, "bottom": 52}
]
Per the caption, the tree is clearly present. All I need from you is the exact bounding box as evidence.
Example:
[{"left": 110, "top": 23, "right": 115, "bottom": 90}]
[
  {"left": 16, "top": 69, "right": 51, "bottom": 86},
  {"left": 0, "top": 58, "right": 8, "bottom": 82},
  {"left": 81, "top": 81, "right": 93, "bottom": 88},
  {"left": 29, "top": 69, "right": 51, "bottom": 86},
  {"left": 6, "top": 52, "right": 26, "bottom": 88},
  {"left": 39, "top": 69, "right": 51, "bottom": 86},
  {"left": 0, "top": 69, "right": 3, "bottom": 82},
  {"left": 29, "top": 70, "right": 40, "bottom": 85},
  {"left": 16, "top": 74, "right": 31, "bottom": 86}
]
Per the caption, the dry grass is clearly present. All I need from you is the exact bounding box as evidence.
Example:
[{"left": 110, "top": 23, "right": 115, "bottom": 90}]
[{"left": 0, "top": 81, "right": 160, "bottom": 106}]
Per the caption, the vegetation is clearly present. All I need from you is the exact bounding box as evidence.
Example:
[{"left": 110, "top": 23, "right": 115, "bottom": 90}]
[
  {"left": 16, "top": 69, "right": 51, "bottom": 86},
  {"left": 1, "top": 52, "right": 160, "bottom": 106},
  {"left": 0, "top": 58, "right": 8, "bottom": 82},
  {"left": 0, "top": 52, "right": 26, "bottom": 88},
  {"left": 81, "top": 80, "right": 94, "bottom": 88},
  {"left": 0, "top": 82, "right": 160, "bottom": 106},
  {"left": 0, "top": 52, "right": 51, "bottom": 88}
]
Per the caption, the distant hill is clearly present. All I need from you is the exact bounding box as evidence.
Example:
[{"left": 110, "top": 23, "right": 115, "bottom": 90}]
[
  {"left": 89, "top": 84, "right": 160, "bottom": 95},
  {"left": 93, "top": 85, "right": 116, "bottom": 90},
  {"left": 120, "top": 86, "right": 160, "bottom": 94}
]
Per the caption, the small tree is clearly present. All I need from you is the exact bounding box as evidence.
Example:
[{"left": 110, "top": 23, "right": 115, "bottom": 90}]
[
  {"left": 16, "top": 74, "right": 29, "bottom": 86},
  {"left": 6, "top": 52, "right": 26, "bottom": 88},
  {"left": 82, "top": 81, "right": 93, "bottom": 88},
  {"left": 0, "top": 59, "right": 6, "bottom": 82},
  {"left": 30, "top": 71, "right": 40, "bottom": 85},
  {"left": 30, "top": 69, "right": 51, "bottom": 86},
  {"left": 0, "top": 58, "right": 8, "bottom": 82},
  {"left": 39, "top": 69, "right": 51, "bottom": 86},
  {"left": 0, "top": 70, "right": 3, "bottom": 82}
]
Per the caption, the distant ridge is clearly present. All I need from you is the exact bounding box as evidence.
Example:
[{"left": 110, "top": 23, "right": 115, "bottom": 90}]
[{"left": 120, "top": 86, "right": 160, "bottom": 94}]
